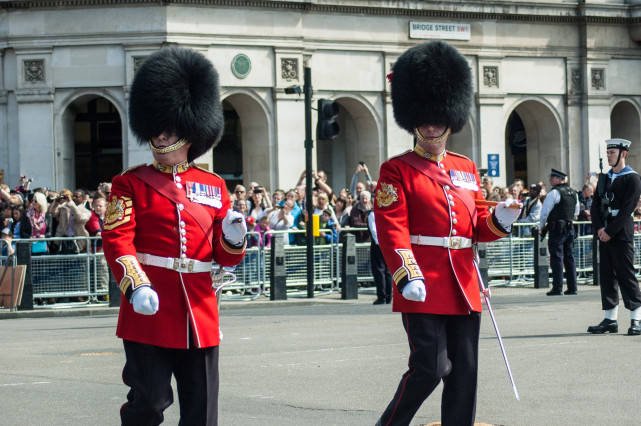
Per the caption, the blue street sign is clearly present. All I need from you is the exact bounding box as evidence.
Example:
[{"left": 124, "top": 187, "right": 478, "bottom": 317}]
[{"left": 488, "top": 154, "right": 500, "bottom": 177}]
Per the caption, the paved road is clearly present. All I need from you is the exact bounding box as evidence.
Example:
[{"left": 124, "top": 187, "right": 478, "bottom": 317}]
[{"left": 1, "top": 286, "right": 640, "bottom": 425}]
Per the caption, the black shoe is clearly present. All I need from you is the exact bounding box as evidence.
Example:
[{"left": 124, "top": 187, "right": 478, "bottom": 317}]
[
  {"left": 564, "top": 290, "right": 578, "bottom": 295},
  {"left": 546, "top": 290, "right": 562, "bottom": 296},
  {"left": 628, "top": 320, "right": 641, "bottom": 336},
  {"left": 385, "top": 299, "right": 391, "bottom": 304},
  {"left": 587, "top": 319, "right": 618, "bottom": 334},
  {"left": 373, "top": 299, "right": 385, "bottom": 305}
]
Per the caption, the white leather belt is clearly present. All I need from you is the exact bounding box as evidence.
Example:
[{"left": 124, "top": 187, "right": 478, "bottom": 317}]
[
  {"left": 409, "top": 235, "right": 472, "bottom": 250},
  {"left": 137, "top": 252, "right": 212, "bottom": 273}
]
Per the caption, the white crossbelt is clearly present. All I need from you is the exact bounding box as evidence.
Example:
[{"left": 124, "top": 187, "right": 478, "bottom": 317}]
[
  {"left": 137, "top": 252, "right": 212, "bottom": 273},
  {"left": 409, "top": 235, "right": 472, "bottom": 250}
]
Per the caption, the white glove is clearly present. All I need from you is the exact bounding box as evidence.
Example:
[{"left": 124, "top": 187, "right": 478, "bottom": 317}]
[
  {"left": 223, "top": 209, "right": 247, "bottom": 246},
  {"left": 130, "top": 286, "right": 159, "bottom": 315},
  {"left": 401, "top": 280, "right": 426, "bottom": 302},
  {"left": 494, "top": 197, "right": 522, "bottom": 228}
]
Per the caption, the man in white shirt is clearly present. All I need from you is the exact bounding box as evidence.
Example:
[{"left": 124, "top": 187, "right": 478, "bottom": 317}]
[{"left": 268, "top": 199, "right": 295, "bottom": 243}]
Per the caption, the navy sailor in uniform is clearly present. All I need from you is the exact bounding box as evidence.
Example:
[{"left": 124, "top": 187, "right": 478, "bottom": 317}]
[{"left": 588, "top": 138, "right": 641, "bottom": 335}]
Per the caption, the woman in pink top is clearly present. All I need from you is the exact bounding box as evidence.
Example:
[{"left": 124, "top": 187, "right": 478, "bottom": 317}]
[{"left": 26, "top": 192, "right": 48, "bottom": 254}]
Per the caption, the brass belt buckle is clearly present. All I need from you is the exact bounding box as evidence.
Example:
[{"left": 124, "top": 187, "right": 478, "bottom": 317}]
[
  {"left": 172, "top": 258, "right": 180, "bottom": 270},
  {"left": 449, "top": 237, "right": 461, "bottom": 249}
]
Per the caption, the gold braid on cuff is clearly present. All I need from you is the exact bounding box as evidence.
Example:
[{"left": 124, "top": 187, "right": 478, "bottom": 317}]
[
  {"left": 149, "top": 138, "right": 187, "bottom": 154},
  {"left": 414, "top": 127, "right": 451, "bottom": 144}
]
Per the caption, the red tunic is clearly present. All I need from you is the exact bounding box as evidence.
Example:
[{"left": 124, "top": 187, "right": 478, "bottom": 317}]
[
  {"left": 102, "top": 161, "right": 245, "bottom": 349},
  {"left": 374, "top": 148, "right": 508, "bottom": 315}
]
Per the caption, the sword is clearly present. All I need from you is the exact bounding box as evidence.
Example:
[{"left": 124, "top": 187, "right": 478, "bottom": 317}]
[{"left": 473, "top": 259, "right": 520, "bottom": 401}]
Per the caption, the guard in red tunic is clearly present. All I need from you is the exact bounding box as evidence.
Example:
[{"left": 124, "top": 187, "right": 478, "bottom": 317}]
[
  {"left": 102, "top": 47, "right": 246, "bottom": 426},
  {"left": 374, "top": 41, "right": 522, "bottom": 426}
]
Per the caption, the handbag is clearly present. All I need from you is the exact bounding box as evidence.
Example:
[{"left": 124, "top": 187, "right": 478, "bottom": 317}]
[{"left": 31, "top": 240, "right": 48, "bottom": 255}]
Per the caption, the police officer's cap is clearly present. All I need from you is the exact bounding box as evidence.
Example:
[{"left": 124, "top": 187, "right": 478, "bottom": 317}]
[
  {"left": 129, "top": 47, "right": 224, "bottom": 162},
  {"left": 390, "top": 41, "right": 473, "bottom": 135},
  {"left": 606, "top": 138, "right": 632, "bottom": 151},
  {"left": 550, "top": 168, "right": 567, "bottom": 179}
]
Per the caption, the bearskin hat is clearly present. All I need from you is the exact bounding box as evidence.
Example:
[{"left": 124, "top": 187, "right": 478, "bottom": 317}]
[
  {"left": 129, "top": 47, "right": 224, "bottom": 162},
  {"left": 391, "top": 41, "right": 473, "bottom": 134}
]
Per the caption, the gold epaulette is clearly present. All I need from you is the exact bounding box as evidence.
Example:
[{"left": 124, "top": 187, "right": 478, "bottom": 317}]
[
  {"left": 446, "top": 151, "right": 472, "bottom": 162},
  {"left": 191, "top": 163, "right": 222, "bottom": 179},
  {"left": 386, "top": 149, "right": 413, "bottom": 163},
  {"left": 120, "top": 164, "right": 146, "bottom": 176}
]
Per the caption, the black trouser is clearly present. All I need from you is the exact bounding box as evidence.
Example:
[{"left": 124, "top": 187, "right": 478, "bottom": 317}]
[
  {"left": 379, "top": 312, "right": 481, "bottom": 426},
  {"left": 371, "top": 242, "right": 393, "bottom": 302},
  {"left": 121, "top": 340, "right": 219, "bottom": 426},
  {"left": 548, "top": 227, "right": 577, "bottom": 293},
  {"left": 599, "top": 238, "right": 641, "bottom": 312}
]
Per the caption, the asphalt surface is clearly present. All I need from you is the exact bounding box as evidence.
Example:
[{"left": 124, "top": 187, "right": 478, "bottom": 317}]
[{"left": 1, "top": 286, "right": 640, "bottom": 425}]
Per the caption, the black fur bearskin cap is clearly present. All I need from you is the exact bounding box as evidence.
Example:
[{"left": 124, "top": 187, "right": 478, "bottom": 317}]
[
  {"left": 391, "top": 41, "right": 473, "bottom": 135},
  {"left": 129, "top": 47, "right": 224, "bottom": 162}
]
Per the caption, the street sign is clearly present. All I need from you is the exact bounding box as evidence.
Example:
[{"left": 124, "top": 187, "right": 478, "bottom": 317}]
[{"left": 488, "top": 154, "right": 500, "bottom": 177}]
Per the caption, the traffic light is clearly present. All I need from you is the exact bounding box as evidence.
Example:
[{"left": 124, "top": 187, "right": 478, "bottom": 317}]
[{"left": 316, "top": 99, "right": 340, "bottom": 140}]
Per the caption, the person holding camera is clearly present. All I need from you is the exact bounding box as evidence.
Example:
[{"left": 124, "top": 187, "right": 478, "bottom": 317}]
[
  {"left": 539, "top": 168, "right": 579, "bottom": 296},
  {"left": 268, "top": 198, "right": 295, "bottom": 242},
  {"left": 588, "top": 138, "right": 641, "bottom": 335},
  {"left": 50, "top": 189, "right": 91, "bottom": 253},
  {"left": 248, "top": 185, "right": 270, "bottom": 220},
  {"left": 350, "top": 162, "right": 373, "bottom": 197}
]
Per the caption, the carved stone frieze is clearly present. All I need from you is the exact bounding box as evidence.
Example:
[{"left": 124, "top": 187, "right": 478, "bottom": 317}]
[
  {"left": 281, "top": 58, "right": 298, "bottom": 81},
  {"left": 483, "top": 66, "right": 498, "bottom": 88},
  {"left": 591, "top": 68, "right": 605, "bottom": 90},
  {"left": 23, "top": 59, "right": 45, "bottom": 83}
]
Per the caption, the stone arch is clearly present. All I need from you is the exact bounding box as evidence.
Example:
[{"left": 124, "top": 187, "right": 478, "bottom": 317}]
[
  {"left": 504, "top": 97, "right": 564, "bottom": 186},
  {"left": 220, "top": 89, "right": 272, "bottom": 191},
  {"left": 54, "top": 89, "right": 127, "bottom": 190},
  {"left": 611, "top": 98, "right": 641, "bottom": 172},
  {"left": 316, "top": 94, "right": 383, "bottom": 192}
]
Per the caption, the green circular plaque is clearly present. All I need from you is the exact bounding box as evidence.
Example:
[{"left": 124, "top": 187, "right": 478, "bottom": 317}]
[{"left": 231, "top": 54, "right": 251, "bottom": 79}]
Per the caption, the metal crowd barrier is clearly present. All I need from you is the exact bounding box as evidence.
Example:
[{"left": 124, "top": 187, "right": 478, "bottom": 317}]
[
  {"left": 485, "top": 220, "right": 641, "bottom": 287},
  {"left": 219, "top": 228, "right": 375, "bottom": 300},
  {"left": 6, "top": 220, "right": 641, "bottom": 308},
  {"left": 0, "top": 236, "right": 109, "bottom": 308}
]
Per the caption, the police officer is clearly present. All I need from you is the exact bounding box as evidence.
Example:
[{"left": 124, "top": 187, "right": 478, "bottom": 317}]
[
  {"left": 539, "top": 169, "right": 579, "bottom": 296},
  {"left": 588, "top": 138, "right": 641, "bottom": 335},
  {"left": 374, "top": 40, "right": 520, "bottom": 426}
]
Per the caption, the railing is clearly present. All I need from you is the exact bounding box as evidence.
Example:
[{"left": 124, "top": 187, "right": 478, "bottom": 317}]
[
  {"left": 0, "top": 236, "right": 109, "bottom": 308},
  {"left": 484, "top": 221, "right": 597, "bottom": 286},
  {"left": 5, "top": 220, "right": 641, "bottom": 308}
]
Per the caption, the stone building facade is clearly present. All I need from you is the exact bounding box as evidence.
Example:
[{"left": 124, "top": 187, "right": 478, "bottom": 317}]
[{"left": 1, "top": 0, "right": 641, "bottom": 193}]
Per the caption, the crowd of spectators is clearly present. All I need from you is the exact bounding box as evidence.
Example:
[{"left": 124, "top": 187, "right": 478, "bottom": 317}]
[
  {"left": 480, "top": 173, "right": 606, "bottom": 237},
  {"left": 4, "top": 165, "right": 621, "bottom": 304},
  {"left": 1, "top": 169, "right": 625, "bottom": 256},
  {"left": 1, "top": 176, "right": 111, "bottom": 304},
  {"left": 231, "top": 163, "right": 378, "bottom": 248}
]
